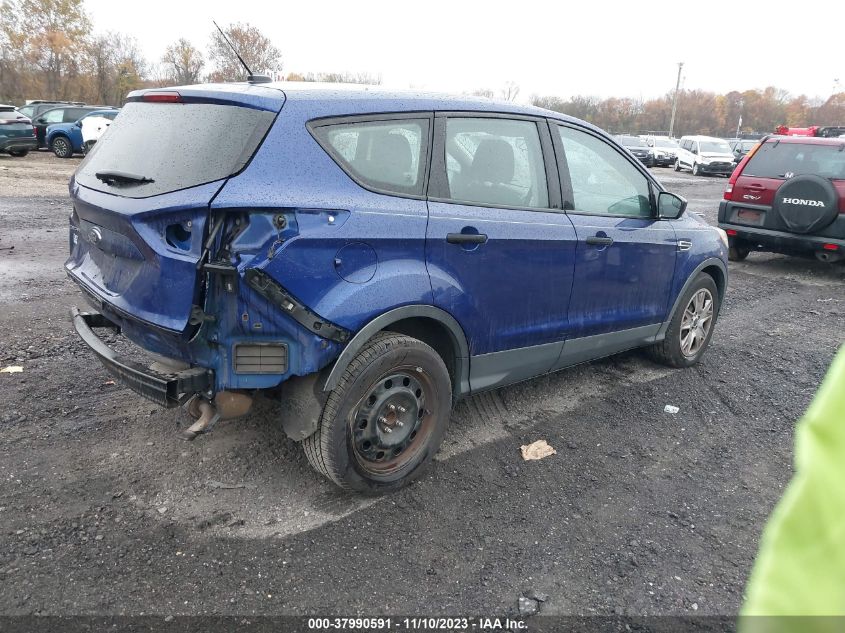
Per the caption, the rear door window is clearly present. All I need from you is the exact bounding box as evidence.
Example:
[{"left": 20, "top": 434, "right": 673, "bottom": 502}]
[
  {"left": 442, "top": 117, "right": 548, "bottom": 208},
  {"left": 310, "top": 118, "right": 429, "bottom": 196},
  {"left": 76, "top": 101, "right": 276, "bottom": 198},
  {"left": 41, "top": 109, "right": 64, "bottom": 123},
  {"left": 743, "top": 142, "right": 845, "bottom": 180}
]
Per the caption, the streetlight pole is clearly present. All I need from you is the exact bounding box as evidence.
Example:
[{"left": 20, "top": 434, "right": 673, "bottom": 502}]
[
  {"left": 668, "top": 62, "right": 684, "bottom": 138},
  {"left": 735, "top": 99, "right": 744, "bottom": 139}
]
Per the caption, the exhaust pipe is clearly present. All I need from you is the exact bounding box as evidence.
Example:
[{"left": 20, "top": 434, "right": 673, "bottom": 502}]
[
  {"left": 178, "top": 391, "right": 253, "bottom": 441},
  {"left": 815, "top": 251, "right": 843, "bottom": 264}
]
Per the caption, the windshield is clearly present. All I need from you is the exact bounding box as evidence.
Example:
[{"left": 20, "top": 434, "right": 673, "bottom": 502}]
[
  {"left": 700, "top": 141, "right": 732, "bottom": 153},
  {"left": 654, "top": 138, "right": 679, "bottom": 149},
  {"left": 618, "top": 136, "right": 647, "bottom": 147},
  {"left": 76, "top": 101, "right": 275, "bottom": 198}
]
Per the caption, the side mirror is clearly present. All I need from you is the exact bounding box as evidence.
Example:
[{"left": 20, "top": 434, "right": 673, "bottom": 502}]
[
  {"left": 36, "top": 118, "right": 45, "bottom": 124},
  {"left": 658, "top": 192, "right": 687, "bottom": 220},
  {"left": 75, "top": 120, "right": 82, "bottom": 127}
]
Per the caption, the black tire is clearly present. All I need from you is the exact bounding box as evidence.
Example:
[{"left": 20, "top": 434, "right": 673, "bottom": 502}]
[
  {"left": 51, "top": 136, "right": 73, "bottom": 158},
  {"left": 302, "top": 332, "right": 452, "bottom": 493},
  {"left": 648, "top": 274, "right": 720, "bottom": 368},
  {"left": 728, "top": 242, "right": 750, "bottom": 261},
  {"left": 8, "top": 150, "right": 28, "bottom": 157},
  {"left": 673, "top": 159, "right": 681, "bottom": 172},
  {"left": 692, "top": 162, "right": 701, "bottom": 176}
]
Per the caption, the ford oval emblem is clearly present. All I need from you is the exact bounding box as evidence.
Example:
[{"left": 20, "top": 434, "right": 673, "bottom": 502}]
[{"left": 88, "top": 226, "right": 102, "bottom": 245}]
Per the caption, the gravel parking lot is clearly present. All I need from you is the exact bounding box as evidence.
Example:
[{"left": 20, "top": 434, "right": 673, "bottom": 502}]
[{"left": 1, "top": 151, "right": 843, "bottom": 618}]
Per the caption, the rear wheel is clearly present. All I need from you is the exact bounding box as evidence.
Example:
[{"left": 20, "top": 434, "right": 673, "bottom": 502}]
[
  {"left": 51, "top": 136, "right": 73, "bottom": 158},
  {"left": 728, "top": 241, "right": 750, "bottom": 261},
  {"left": 649, "top": 274, "right": 720, "bottom": 368},
  {"left": 302, "top": 332, "right": 452, "bottom": 493},
  {"left": 8, "top": 150, "right": 28, "bottom": 157}
]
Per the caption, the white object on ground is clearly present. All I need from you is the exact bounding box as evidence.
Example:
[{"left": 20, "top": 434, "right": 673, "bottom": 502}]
[
  {"left": 664, "top": 404, "right": 680, "bottom": 414},
  {"left": 520, "top": 439, "right": 557, "bottom": 461},
  {"left": 0, "top": 366, "right": 23, "bottom": 374}
]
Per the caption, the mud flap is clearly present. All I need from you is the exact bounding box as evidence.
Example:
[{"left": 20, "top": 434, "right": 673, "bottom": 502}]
[{"left": 278, "top": 371, "right": 330, "bottom": 441}]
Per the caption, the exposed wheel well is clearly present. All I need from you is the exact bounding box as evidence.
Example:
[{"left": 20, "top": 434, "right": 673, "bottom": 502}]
[
  {"left": 382, "top": 317, "right": 458, "bottom": 390},
  {"left": 701, "top": 265, "right": 726, "bottom": 302}
]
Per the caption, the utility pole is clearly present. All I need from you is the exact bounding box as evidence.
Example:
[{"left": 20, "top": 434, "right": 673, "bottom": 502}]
[
  {"left": 735, "top": 98, "right": 744, "bottom": 139},
  {"left": 668, "top": 62, "right": 684, "bottom": 139}
]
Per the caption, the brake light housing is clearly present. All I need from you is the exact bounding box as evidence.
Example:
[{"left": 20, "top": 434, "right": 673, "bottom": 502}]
[
  {"left": 141, "top": 91, "right": 182, "bottom": 103},
  {"left": 725, "top": 138, "right": 767, "bottom": 200}
]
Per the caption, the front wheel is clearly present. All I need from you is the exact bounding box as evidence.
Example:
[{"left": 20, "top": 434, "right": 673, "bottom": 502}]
[
  {"left": 51, "top": 136, "right": 73, "bottom": 158},
  {"left": 302, "top": 332, "right": 452, "bottom": 493},
  {"left": 692, "top": 162, "right": 701, "bottom": 176},
  {"left": 674, "top": 159, "right": 681, "bottom": 172},
  {"left": 648, "top": 274, "right": 720, "bottom": 368}
]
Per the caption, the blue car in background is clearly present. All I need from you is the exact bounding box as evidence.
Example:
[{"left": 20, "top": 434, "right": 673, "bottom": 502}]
[
  {"left": 66, "top": 83, "right": 729, "bottom": 493},
  {"left": 46, "top": 109, "right": 119, "bottom": 158}
]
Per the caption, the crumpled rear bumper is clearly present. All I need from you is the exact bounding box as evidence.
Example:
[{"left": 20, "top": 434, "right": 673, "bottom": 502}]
[{"left": 71, "top": 307, "right": 212, "bottom": 408}]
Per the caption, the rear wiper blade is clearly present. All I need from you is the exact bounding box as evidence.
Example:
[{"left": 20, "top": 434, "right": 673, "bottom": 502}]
[{"left": 95, "top": 171, "right": 154, "bottom": 186}]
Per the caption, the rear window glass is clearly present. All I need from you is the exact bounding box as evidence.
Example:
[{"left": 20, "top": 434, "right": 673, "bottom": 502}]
[
  {"left": 76, "top": 102, "right": 275, "bottom": 198},
  {"left": 743, "top": 142, "right": 845, "bottom": 180},
  {"left": 311, "top": 118, "right": 429, "bottom": 196}
]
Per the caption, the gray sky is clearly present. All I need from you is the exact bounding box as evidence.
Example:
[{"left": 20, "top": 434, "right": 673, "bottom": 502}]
[{"left": 86, "top": 0, "right": 842, "bottom": 102}]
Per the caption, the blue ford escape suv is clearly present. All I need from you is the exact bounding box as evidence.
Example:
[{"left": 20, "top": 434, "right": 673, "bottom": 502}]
[{"left": 67, "top": 82, "right": 728, "bottom": 492}]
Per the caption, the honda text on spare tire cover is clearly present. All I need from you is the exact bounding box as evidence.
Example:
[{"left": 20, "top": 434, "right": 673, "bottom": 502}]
[
  {"left": 66, "top": 82, "right": 729, "bottom": 493},
  {"left": 719, "top": 135, "right": 845, "bottom": 263}
]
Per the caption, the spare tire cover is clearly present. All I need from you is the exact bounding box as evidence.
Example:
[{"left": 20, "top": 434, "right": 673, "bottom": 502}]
[{"left": 773, "top": 175, "right": 840, "bottom": 234}]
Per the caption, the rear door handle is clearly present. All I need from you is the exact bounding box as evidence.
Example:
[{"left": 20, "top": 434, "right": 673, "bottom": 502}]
[
  {"left": 586, "top": 236, "right": 614, "bottom": 246},
  {"left": 447, "top": 233, "right": 488, "bottom": 245}
]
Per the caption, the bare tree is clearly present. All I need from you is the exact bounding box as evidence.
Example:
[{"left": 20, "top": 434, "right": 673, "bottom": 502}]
[
  {"left": 500, "top": 81, "right": 520, "bottom": 102},
  {"left": 291, "top": 71, "right": 382, "bottom": 85},
  {"left": 85, "top": 32, "right": 146, "bottom": 105},
  {"left": 207, "top": 22, "right": 282, "bottom": 82},
  {"left": 161, "top": 39, "right": 204, "bottom": 86}
]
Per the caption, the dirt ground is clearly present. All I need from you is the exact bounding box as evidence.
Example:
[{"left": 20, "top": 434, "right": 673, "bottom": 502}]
[{"left": 0, "top": 151, "right": 843, "bottom": 618}]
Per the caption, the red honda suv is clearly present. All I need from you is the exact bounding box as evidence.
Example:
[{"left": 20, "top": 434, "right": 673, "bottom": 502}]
[{"left": 719, "top": 136, "right": 845, "bottom": 263}]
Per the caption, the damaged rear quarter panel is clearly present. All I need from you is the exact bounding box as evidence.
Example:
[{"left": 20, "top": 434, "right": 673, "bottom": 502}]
[{"left": 211, "top": 97, "right": 433, "bottom": 377}]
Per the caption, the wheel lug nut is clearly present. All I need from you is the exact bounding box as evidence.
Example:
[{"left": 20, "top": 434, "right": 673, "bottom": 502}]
[
  {"left": 387, "top": 404, "right": 396, "bottom": 411},
  {"left": 395, "top": 420, "right": 404, "bottom": 427},
  {"left": 378, "top": 416, "right": 387, "bottom": 424},
  {"left": 397, "top": 406, "right": 406, "bottom": 414},
  {"left": 383, "top": 426, "right": 393, "bottom": 433}
]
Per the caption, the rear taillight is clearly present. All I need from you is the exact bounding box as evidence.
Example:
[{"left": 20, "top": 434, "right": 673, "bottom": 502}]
[
  {"left": 823, "top": 243, "right": 840, "bottom": 251},
  {"left": 142, "top": 91, "right": 182, "bottom": 103},
  {"left": 726, "top": 229, "right": 738, "bottom": 236},
  {"left": 725, "top": 139, "right": 766, "bottom": 199}
]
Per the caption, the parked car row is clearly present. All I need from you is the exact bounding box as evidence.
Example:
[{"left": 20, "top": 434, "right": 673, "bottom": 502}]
[{"left": 0, "top": 99, "right": 119, "bottom": 159}]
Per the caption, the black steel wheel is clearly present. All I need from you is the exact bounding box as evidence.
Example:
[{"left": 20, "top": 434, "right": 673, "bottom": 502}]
[{"left": 302, "top": 332, "right": 451, "bottom": 493}]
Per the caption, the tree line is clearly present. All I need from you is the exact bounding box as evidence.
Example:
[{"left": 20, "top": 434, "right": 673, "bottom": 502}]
[
  {"left": 531, "top": 88, "right": 845, "bottom": 137},
  {"left": 2, "top": 0, "right": 843, "bottom": 137},
  {"left": 0, "top": 0, "right": 380, "bottom": 106}
]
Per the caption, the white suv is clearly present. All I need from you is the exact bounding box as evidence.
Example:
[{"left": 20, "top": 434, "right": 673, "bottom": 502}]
[
  {"left": 645, "top": 136, "right": 680, "bottom": 167},
  {"left": 675, "top": 136, "right": 735, "bottom": 176}
]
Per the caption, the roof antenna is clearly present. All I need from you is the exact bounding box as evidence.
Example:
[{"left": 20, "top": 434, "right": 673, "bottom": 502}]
[{"left": 212, "top": 19, "right": 271, "bottom": 84}]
